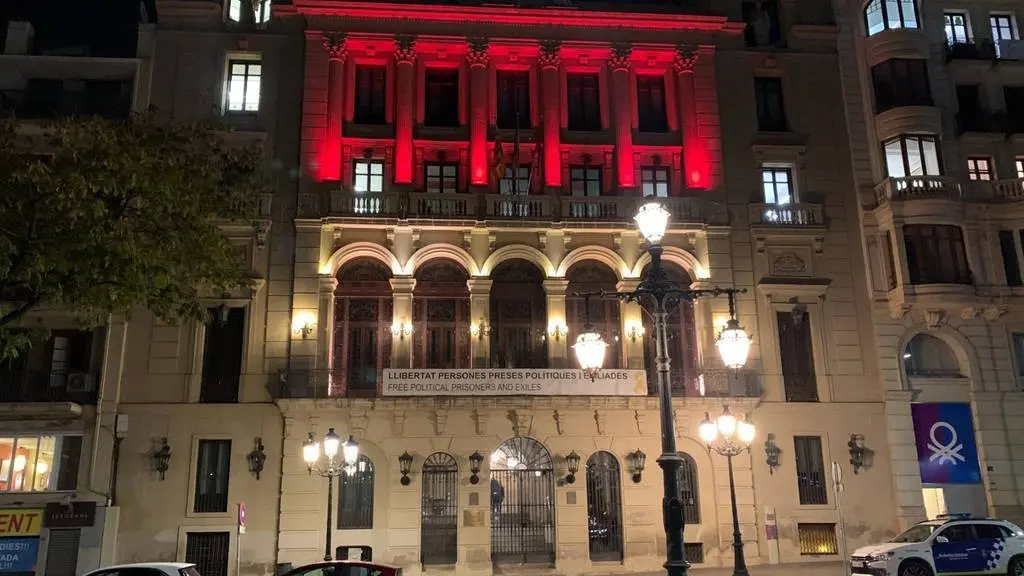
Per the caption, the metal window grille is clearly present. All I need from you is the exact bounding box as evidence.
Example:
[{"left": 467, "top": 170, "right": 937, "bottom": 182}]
[
  {"left": 421, "top": 452, "right": 458, "bottom": 565},
  {"left": 338, "top": 455, "right": 374, "bottom": 529},
  {"left": 794, "top": 436, "right": 828, "bottom": 505},
  {"left": 798, "top": 523, "right": 838, "bottom": 555},
  {"left": 185, "top": 532, "right": 230, "bottom": 576},
  {"left": 684, "top": 543, "right": 704, "bottom": 564},
  {"left": 490, "top": 437, "right": 556, "bottom": 565},
  {"left": 676, "top": 453, "right": 700, "bottom": 524},
  {"left": 44, "top": 528, "right": 80, "bottom": 576},
  {"left": 194, "top": 439, "right": 231, "bottom": 513},
  {"left": 585, "top": 451, "right": 623, "bottom": 561}
]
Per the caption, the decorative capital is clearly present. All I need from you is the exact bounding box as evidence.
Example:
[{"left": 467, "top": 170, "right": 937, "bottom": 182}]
[
  {"left": 537, "top": 40, "right": 561, "bottom": 70},
  {"left": 466, "top": 37, "right": 490, "bottom": 68},
  {"left": 609, "top": 44, "right": 632, "bottom": 71},
  {"left": 673, "top": 44, "right": 699, "bottom": 74},
  {"left": 322, "top": 33, "right": 347, "bottom": 62},
  {"left": 394, "top": 34, "right": 417, "bottom": 65}
]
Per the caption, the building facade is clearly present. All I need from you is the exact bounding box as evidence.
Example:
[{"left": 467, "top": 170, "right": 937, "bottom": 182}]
[{"left": 838, "top": 0, "right": 1024, "bottom": 530}]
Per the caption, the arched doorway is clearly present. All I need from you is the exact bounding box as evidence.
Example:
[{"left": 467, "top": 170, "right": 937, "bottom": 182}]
[
  {"left": 585, "top": 451, "right": 623, "bottom": 561},
  {"left": 334, "top": 258, "right": 393, "bottom": 397},
  {"left": 489, "top": 437, "right": 555, "bottom": 565},
  {"left": 566, "top": 263, "right": 621, "bottom": 368},
  {"left": 489, "top": 260, "right": 548, "bottom": 368},
  {"left": 413, "top": 261, "right": 470, "bottom": 369},
  {"left": 421, "top": 452, "right": 458, "bottom": 566}
]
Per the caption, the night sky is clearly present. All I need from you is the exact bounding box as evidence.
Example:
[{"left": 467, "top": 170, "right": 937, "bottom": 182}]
[{"left": 2, "top": 0, "right": 142, "bottom": 56}]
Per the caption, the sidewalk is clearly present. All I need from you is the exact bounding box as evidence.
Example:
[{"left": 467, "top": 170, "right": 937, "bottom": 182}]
[{"left": 629, "top": 562, "right": 845, "bottom": 576}]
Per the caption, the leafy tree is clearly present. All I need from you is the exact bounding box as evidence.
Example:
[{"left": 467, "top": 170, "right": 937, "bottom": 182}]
[{"left": 0, "top": 113, "right": 268, "bottom": 358}]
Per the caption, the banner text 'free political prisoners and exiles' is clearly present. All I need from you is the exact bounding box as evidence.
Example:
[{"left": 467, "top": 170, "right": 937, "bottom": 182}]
[{"left": 381, "top": 369, "right": 648, "bottom": 396}]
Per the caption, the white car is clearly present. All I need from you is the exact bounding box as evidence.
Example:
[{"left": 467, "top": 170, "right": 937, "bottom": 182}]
[
  {"left": 83, "top": 563, "right": 202, "bottom": 576},
  {"left": 851, "top": 514, "right": 1024, "bottom": 576}
]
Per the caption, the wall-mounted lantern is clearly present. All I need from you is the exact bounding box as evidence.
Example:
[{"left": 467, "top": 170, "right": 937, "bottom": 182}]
[
  {"left": 848, "top": 434, "right": 867, "bottom": 474},
  {"left": 153, "top": 438, "right": 171, "bottom": 481},
  {"left": 470, "top": 319, "right": 490, "bottom": 341},
  {"left": 764, "top": 433, "right": 781, "bottom": 475},
  {"left": 565, "top": 451, "right": 580, "bottom": 484},
  {"left": 399, "top": 451, "right": 414, "bottom": 485},
  {"left": 391, "top": 320, "right": 413, "bottom": 341},
  {"left": 469, "top": 451, "right": 483, "bottom": 484},
  {"left": 627, "top": 449, "right": 646, "bottom": 483},
  {"left": 548, "top": 321, "right": 568, "bottom": 342},
  {"left": 248, "top": 437, "right": 267, "bottom": 480}
]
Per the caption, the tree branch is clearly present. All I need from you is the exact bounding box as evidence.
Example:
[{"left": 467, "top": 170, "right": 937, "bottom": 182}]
[{"left": 0, "top": 295, "right": 43, "bottom": 328}]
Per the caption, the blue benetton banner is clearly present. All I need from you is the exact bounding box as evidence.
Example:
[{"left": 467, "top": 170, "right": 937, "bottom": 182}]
[
  {"left": 0, "top": 537, "right": 39, "bottom": 572},
  {"left": 911, "top": 402, "right": 982, "bottom": 485}
]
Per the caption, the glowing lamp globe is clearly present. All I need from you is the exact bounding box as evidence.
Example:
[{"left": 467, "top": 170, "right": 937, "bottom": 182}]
[
  {"left": 717, "top": 406, "right": 737, "bottom": 439},
  {"left": 302, "top": 434, "right": 320, "bottom": 465},
  {"left": 698, "top": 413, "right": 718, "bottom": 444},
  {"left": 716, "top": 319, "right": 751, "bottom": 369},
  {"left": 342, "top": 435, "right": 360, "bottom": 467},
  {"left": 573, "top": 330, "right": 608, "bottom": 375},
  {"left": 634, "top": 202, "right": 670, "bottom": 244},
  {"left": 737, "top": 415, "right": 756, "bottom": 445},
  {"left": 323, "top": 428, "right": 341, "bottom": 458}
]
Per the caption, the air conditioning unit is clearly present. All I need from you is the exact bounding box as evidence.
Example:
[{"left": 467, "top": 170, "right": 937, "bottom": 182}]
[{"left": 66, "top": 373, "right": 96, "bottom": 393}]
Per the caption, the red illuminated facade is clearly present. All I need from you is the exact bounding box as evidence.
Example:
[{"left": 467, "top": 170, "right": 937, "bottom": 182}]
[{"left": 292, "top": 1, "right": 725, "bottom": 197}]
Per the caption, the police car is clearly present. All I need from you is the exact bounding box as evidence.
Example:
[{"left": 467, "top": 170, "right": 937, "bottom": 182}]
[{"left": 851, "top": 514, "right": 1024, "bottom": 576}]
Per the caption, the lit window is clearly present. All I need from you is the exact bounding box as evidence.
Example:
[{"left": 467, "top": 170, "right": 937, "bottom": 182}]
[
  {"left": 883, "top": 135, "right": 941, "bottom": 178},
  {"left": 967, "top": 157, "right": 993, "bottom": 181},
  {"left": 798, "top": 524, "right": 838, "bottom": 555},
  {"left": 226, "top": 59, "right": 261, "bottom": 113},
  {"left": 762, "top": 166, "right": 794, "bottom": 204},
  {"left": 499, "top": 166, "right": 531, "bottom": 195},
  {"left": 0, "top": 434, "right": 81, "bottom": 492},
  {"left": 641, "top": 167, "right": 669, "bottom": 197},
  {"left": 945, "top": 12, "right": 970, "bottom": 44},
  {"left": 227, "top": 0, "right": 271, "bottom": 24},
  {"left": 570, "top": 166, "right": 602, "bottom": 197},
  {"left": 425, "top": 163, "right": 458, "bottom": 194},
  {"left": 864, "top": 0, "right": 920, "bottom": 36},
  {"left": 353, "top": 160, "right": 384, "bottom": 193},
  {"left": 991, "top": 14, "right": 1017, "bottom": 57},
  {"left": 1016, "top": 158, "right": 1024, "bottom": 179}
]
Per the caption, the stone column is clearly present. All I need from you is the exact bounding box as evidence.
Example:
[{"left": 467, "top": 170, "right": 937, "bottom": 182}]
[
  {"left": 390, "top": 276, "right": 417, "bottom": 368},
  {"left": 467, "top": 38, "right": 490, "bottom": 189},
  {"left": 609, "top": 45, "right": 635, "bottom": 190},
  {"left": 538, "top": 41, "right": 562, "bottom": 189},
  {"left": 890, "top": 225, "right": 912, "bottom": 291},
  {"left": 322, "top": 34, "right": 347, "bottom": 182},
  {"left": 674, "top": 46, "right": 705, "bottom": 190},
  {"left": 467, "top": 278, "right": 492, "bottom": 367},
  {"left": 617, "top": 279, "right": 646, "bottom": 371},
  {"left": 543, "top": 279, "right": 569, "bottom": 368},
  {"left": 393, "top": 35, "right": 417, "bottom": 186},
  {"left": 885, "top": 391, "right": 928, "bottom": 529}
]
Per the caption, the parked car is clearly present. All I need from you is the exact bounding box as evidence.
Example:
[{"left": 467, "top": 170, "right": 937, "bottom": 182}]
[
  {"left": 851, "top": 513, "right": 1024, "bottom": 576},
  {"left": 281, "top": 561, "right": 401, "bottom": 576},
  {"left": 83, "top": 563, "right": 201, "bottom": 576}
]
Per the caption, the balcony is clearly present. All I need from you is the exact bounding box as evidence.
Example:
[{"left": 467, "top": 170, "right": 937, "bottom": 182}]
[
  {"left": 0, "top": 82, "right": 133, "bottom": 120},
  {"left": 327, "top": 190, "right": 728, "bottom": 225},
  {"left": 748, "top": 203, "right": 824, "bottom": 226},
  {"left": 945, "top": 40, "right": 996, "bottom": 62},
  {"left": 992, "top": 178, "right": 1024, "bottom": 200},
  {"left": 956, "top": 110, "right": 1005, "bottom": 134},
  {"left": 0, "top": 370, "right": 99, "bottom": 404},
  {"left": 873, "top": 176, "right": 964, "bottom": 205}
]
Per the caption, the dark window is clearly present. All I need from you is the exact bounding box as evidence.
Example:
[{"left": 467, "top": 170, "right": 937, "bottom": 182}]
[
  {"left": 945, "top": 12, "right": 970, "bottom": 44},
  {"left": 338, "top": 455, "right": 375, "bottom": 529},
  {"left": 200, "top": 307, "right": 244, "bottom": 403},
  {"left": 424, "top": 163, "right": 458, "bottom": 194},
  {"left": 641, "top": 167, "right": 669, "bottom": 197},
  {"left": 684, "top": 543, "right": 704, "bottom": 564},
  {"left": 864, "top": 0, "right": 920, "bottom": 36},
  {"left": 798, "top": 524, "right": 838, "bottom": 555},
  {"left": 871, "top": 59, "right": 932, "bottom": 113},
  {"left": 185, "top": 532, "right": 230, "bottom": 576},
  {"left": 334, "top": 260, "right": 392, "bottom": 396},
  {"left": 497, "top": 71, "right": 530, "bottom": 129},
  {"left": 56, "top": 435, "right": 83, "bottom": 491},
  {"left": 883, "top": 135, "right": 942, "bottom": 177},
  {"left": 777, "top": 310, "right": 817, "bottom": 402},
  {"left": 676, "top": 453, "right": 700, "bottom": 524},
  {"left": 999, "top": 231, "right": 1022, "bottom": 286},
  {"left": 353, "top": 160, "right": 384, "bottom": 193},
  {"left": 885, "top": 231, "right": 898, "bottom": 290},
  {"left": 489, "top": 261, "right": 548, "bottom": 369},
  {"left": 585, "top": 451, "right": 623, "bottom": 562},
  {"left": 567, "top": 73, "right": 601, "bottom": 131},
  {"left": 566, "top": 264, "right": 620, "bottom": 370},
  {"left": 937, "top": 524, "right": 975, "bottom": 542},
  {"left": 499, "top": 166, "right": 531, "bottom": 196},
  {"left": 636, "top": 75, "right": 668, "bottom": 132},
  {"left": 1012, "top": 333, "right": 1024, "bottom": 377},
  {"left": 425, "top": 69, "right": 459, "bottom": 127},
  {"left": 570, "top": 166, "right": 602, "bottom": 197},
  {"left": 956, "top": 85, "right": 985, "bottom": 131},
  {"left": 1006, "top": 86, "right": 1024, "bottom": 119},
  {"left": 976, "top": 523, "right": 1015, "bottom": 539},
  {"left": 794, "top": 436, "right": 828, "bottom": 505},
  {"left": 903, "top": 225, "right": 972, "bottom": 284},
  {"left": 354, "top": 65, "right": 386, "bottom": 125},
  {"left": 413, "top": 262, "right": 470, "bottom": 369},
  {"left": 754, "top": 77, "right": 787, "bottom": 132},
  {"left": 194, "top": 440, "right": 231, "bottom": 513},
  {"left": 420, "top": 453, "right": 458, "bottom": 565}
]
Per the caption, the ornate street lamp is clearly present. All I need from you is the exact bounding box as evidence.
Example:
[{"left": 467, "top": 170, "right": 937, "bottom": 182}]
[
  {"left": 468, "top": 451, "right": 483, "bottom": 484},
  {"left": 699, "top": 408, "right": 756, "bottom": 576},
  {"left": 572, "top": 201, "right": 751, "bottom": 576},
  {"left": 564, "top": 451, "right": 581, "bottom": 484},
  {"left": 302, "top": 428, "right": 359, "bottom": 561},
  {"left": 399, "top": 451, "right": 414, "bottom": 485}
]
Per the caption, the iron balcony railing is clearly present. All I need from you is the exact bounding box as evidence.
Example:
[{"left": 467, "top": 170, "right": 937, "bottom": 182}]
[
  {"left": 748, "top": 203, "right": 824, "bottom": 226},
  {"left": 327, "top": 190, "right": 728, "bottom": 225},
  {"left": 0, "top": 370, "right": 99, "bottom": 404}
]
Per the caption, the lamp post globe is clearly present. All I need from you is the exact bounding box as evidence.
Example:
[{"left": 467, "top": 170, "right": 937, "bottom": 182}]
[
  {"left": 343, "top": 435, "right": 360, "bottom": 467},
  {"left": 716, "top": 318, "right": 752, "bottom": 369},
  {"left": 701, "top": 408, "right": 756, "bottom": 576},
  {"left": 572, "top": 328, "right": 608, "bottom": 378},
  {"left": 634, "top": 202, "right": 670, "bottom": 244},
  {"left": 323, "top": 428, "right": 341, "bottom": 459},
  {"left": 302, "top": 433, "right": 320, "bottom": 467}
]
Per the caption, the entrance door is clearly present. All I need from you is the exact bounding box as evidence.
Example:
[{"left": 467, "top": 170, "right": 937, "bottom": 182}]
[
  {"left": 490, "top": 437, "right": 556, "bottom": 565},
  {"left": 421, "top": 452, "right": 458, "bottom": 565},
  {"left": 586, "top": 451, "right": 623, "bottom": 561}
]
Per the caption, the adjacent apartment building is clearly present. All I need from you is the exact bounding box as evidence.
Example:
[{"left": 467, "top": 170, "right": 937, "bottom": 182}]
[{"left": 8, "top": 0, "right": 1023, "bottom": 574}]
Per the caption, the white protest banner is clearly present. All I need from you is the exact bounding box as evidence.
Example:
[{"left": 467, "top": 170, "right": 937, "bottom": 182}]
[{"left": 381, "top": 369, "right": 648, "bottom": 396}]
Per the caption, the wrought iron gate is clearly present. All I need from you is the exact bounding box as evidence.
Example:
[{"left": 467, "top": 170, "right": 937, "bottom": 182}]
[
  {"left": 490, "top": 437, "right": 556, "bottom": 565},
  {"left": 586, "top": 451, "right": 623, "bottom": 561},
  {"left": 421, "top": 452, "right": 459, "bottom": 565}
]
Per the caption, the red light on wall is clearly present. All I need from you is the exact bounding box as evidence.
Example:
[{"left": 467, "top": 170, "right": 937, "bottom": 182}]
[
  {"left": 689, "top": 169, "right": 702, "bottom": 186},
  {"left": 320, "top": 138, "right": 342, "bottom": 182}
]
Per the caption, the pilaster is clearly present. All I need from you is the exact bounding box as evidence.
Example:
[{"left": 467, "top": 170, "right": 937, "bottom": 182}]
[
  {"left": 544, "top": 279, "right": 570, "bottom": 368},
  {"left": 390, "top": 276, "right": 417, "bottom": 368},
  {"left": 467, "top": 278, "right": 493, "bottom": 367}
]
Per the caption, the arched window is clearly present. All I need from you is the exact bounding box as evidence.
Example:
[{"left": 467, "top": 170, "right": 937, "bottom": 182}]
[
  {"left": 642, "top": 264, "right": 697, "bottom": 395},
  {"left": 421, "top": 452, "right": 458, "bottom": 565},
  {"left": 586, "top": 451, "right": 623, "bottom": 561},
  {"left": 490, "top": 260, "right": 548, "bottom": 368},
  {"left": 338, "top": 455, "right": 374, "bottom": 529},
  {"left": 334, "top": 259, "right": 393, "bottom": 396},
  {"left": 489, "top": 437, "right": 555, "bottom": 565},
  {"left": 413, "top": 261, "right": 470, "bottom": 368},
  {"left": 566, "top": 263, "right": 621, "bottom": 369},
  {"left": 904, "top": 333, "right": 962, "bottom": 377},
  {"left": 864, "top": 0, "right": 919, "bottom": 36},
  {"left": 676, "top": 452, "right": 700, "bottom": 524}
]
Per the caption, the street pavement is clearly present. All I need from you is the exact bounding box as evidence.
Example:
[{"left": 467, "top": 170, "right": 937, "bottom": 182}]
[{"left": 625, "top": 561, "right": 846, "bottom": 576}]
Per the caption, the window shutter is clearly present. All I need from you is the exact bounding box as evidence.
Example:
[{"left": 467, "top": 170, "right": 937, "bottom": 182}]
[
  {"left": 44, "top": 529, "right": 81, "bottom": 576},
  {"left": 1001, "top": 231, "right": 1022, "bottom": 286}
]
